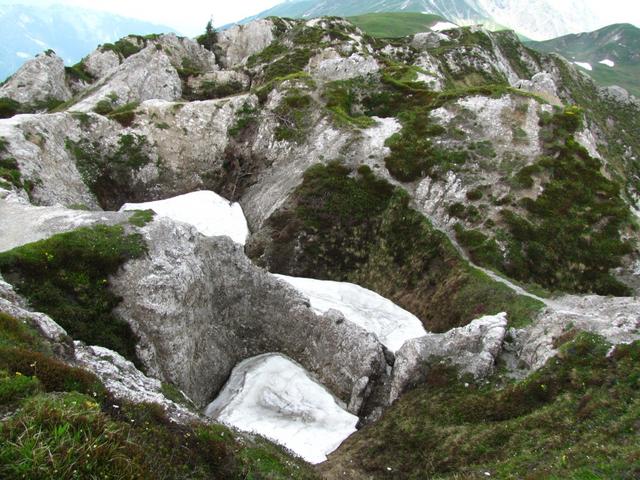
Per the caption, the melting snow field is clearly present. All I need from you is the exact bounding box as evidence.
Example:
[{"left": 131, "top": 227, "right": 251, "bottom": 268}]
[
  {"left": 205, "top": 354, "right": 358, "bottom": 464},
  {"left": 120, "top": 191, "right": 249, "bottom": 245},
  {"left": 275, "top": 275, "right": 427, "bottom": 352},
  {"left": 599, "top": 59, "right": 615, "bottom": 67},
  {"left": 573, "top": 61, "right": 593, "bottom": 71}
]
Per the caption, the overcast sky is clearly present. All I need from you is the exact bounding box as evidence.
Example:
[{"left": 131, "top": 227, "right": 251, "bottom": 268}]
[
  {"left": 1, "top": 0, "right": 639, "bottom": 36},
  {"left": 0, "top": 0, "right": 285, "bottom": 34}
]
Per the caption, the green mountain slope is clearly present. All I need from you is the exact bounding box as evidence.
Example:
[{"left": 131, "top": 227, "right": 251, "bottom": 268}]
[
  {"left": 347, "top": 12, "right": 450, "bottom": 38},
  {"left": 528, "top": 23, "right": 640, "bottom": 97}
]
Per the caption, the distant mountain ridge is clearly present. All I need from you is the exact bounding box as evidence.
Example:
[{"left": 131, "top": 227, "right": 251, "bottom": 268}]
[
  {"left": 0, "top": 3, "right": 174, "bottom": 81},
  {"left": 528, "top": 23, "right": 640, "bottom": 97},
  {"left": 234, "top": 0, "right": 616, "bottom": 41}
]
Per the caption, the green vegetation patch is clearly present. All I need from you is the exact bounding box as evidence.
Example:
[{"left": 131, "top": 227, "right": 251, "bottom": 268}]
[
  {"left": 348, "top": 12, "right": 446, "bottom": 38},
  {"left": 263, "top": 48, "right": 314, "bottom": 84},
  {"left": 252, "top": 163, "right": 543, "bottom": 331},
  {"left": 65, "top": 60, "right": 94, "bottom": 84},
  {"left": 0, "top": 96, "right": 65, "bottom": 119},
  {"left": 0, "top": 137, "right": 35, "bottom": 195},
  {"left": 499, "top": 107, "right": 633, "bottom": 295},
  {"left": 128, "top": 209, "right": 155, "bottom": 227},
  {"left": 274, "top": 89, "right": 314, "bottom": 143},
  {"left": 100, "top": 38, "right": 143, "bottom": 59},
  {"left": 322, "top": 79, "right": 377, "bottom": 128},
  {"left": 0, "top": 391, "right": 319, "bottom": 480},
  {"left": 324, "top": 333, "right": 640, "bottom": 479},
  {"left": 0, "top": 225, "right": 147, "bottom": 363},
  {"left": 0, "top": 97, "right": 21, "bottom": 119},
  {"left": 66, "top": 133, "right": 152, "bottom": 209}
]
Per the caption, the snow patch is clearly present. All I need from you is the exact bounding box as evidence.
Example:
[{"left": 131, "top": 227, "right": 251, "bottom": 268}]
[
  {"left": 573, "top": 61, "right": 592, "bottom": 71},
  {"left": 599, "top": 59, "right": 615, "bottom": 67},
  {"left": 120, "top": 191, "right": 249, "bottom": 245},
  {"left": 205, "top": 353, "right": 358, "bottom": 464},
  {"left": 275, "top": 275, "right": 427, "bottom": 352},
  {"left": 431, "top": 22, "right": 458, "bottom": 31}
]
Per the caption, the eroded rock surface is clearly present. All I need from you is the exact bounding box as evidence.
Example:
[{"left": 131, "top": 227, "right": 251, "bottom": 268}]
[
  {"left": 0, "top": 52, "right": 72, "bottom": 105},
  {"left": 389, "top": 313, "right": 508, "bottom": 403},
  {"left": 111, "top": 218, "right": 388, "bottom": 410}
]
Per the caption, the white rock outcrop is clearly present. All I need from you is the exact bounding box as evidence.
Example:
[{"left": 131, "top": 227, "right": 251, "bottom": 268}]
[
  {"left": 110, "top": 218, "right": 388, "bottom": 410},
  {"left": 71, "top": 46, "right": 182, "bottom": 112},
  {"left": 217, "top": 19, "right": 276, "bottom": 68},
  {"left": 307, "top": 49, "right": 379, "bottom": 82},
  {"left": 389, "top": 313, "right": 508, "bottom": 402},
  {"left": 0, "top": 52, "right": 72, "bottom": 105}
]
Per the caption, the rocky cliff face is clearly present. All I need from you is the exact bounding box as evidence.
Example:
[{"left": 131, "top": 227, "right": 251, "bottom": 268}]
[{"left": 0, "top": 15, "right": 639, "bottom": 478}]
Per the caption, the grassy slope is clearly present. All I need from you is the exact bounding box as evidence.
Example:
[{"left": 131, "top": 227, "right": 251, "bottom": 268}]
[
  {"left": 322, "top": 333, "right": 640, "bottom": 479},
  {"left": 348, "top": 12, "right": 447, "bottom": 38}
]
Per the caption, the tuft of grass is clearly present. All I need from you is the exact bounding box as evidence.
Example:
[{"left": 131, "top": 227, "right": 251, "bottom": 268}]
[
  {"left": 0, "top": 225, "right": 147, "bottom": 364},
  {"left": 0, "top": 391, "right": 320, "bottom": 480},
  {"left": 128, "top": 209, "right": 155, "bottom": 227}
]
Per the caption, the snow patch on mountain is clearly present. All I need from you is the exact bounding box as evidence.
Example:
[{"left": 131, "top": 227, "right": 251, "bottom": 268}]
[
  {"left": 120, "top": 191, "right": 249, "bottom": 245},
  {"left": 599, "top": 59, "right": 615, "bottom": 67},
  {"left": 205, "top": 353, "right": 358, "bottom": 464},
  {"left": 275, "top": 275, "right": 427, "bottom": 352},
  {"left": 573, "top": 61, "right": 592, "bottom": 71},
  {"left": 431, "top": 21, "right": 458, "bottom": 31}
]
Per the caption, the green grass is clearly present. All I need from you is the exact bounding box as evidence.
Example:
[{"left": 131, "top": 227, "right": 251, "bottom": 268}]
[
  {"left": 0, "top": 391, "right": 319, "bottom": 480},
  {"left": 0, "top": 225, "right": 147, "bottom": 364},
  {"left": 252, "top": 162, "right": 543, "bottom": 332},
  {"left": 348, "top": 12, "right": 447, "bottom": 38},
  {"left": 324, "top": 333, "right": 640, "bottom": 479}
]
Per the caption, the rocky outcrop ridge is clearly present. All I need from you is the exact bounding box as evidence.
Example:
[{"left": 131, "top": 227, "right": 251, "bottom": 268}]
[
  {"left": 0, "top": 51, "right": 72, "bottom": 105},
  {"left": 111, "top": 218, "right": 389, "bottom": 411}
]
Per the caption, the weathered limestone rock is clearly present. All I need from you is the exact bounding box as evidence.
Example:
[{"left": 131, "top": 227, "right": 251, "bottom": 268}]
[
  {"left": 515, "top": 72, "right": 563, "bottom": 105},
  {"left": 71, "top": 46, "right": 182, "bottom": 112},
  {"left": 82, "top": 49, "right": 121, "bottom": 80},
  {"left": 0, "top": 190, "right": 129, "bottom": 252},
  {"left": 217, "top": 19, "right": 276, "bottom": 68},
  {"left": 389, "top": 313, "right": 508, "bottom": 403},
  {"left": 307, "top": 49, "right": 379, "bottom": 82},
  {"left": 75, "top": 343, "right": 200, "bottom": 423},
  {"left": 0, "top": 51, "right": 72, "bottom": 105},
  {"left": 0, "top": 113, "right": 111, "bottom": 208},
  {"left": 514, "top": 296, "right": 640, "bottom": 372},
  {"left": 111, "top": 218, "right": 389, "bottom": 411}
]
